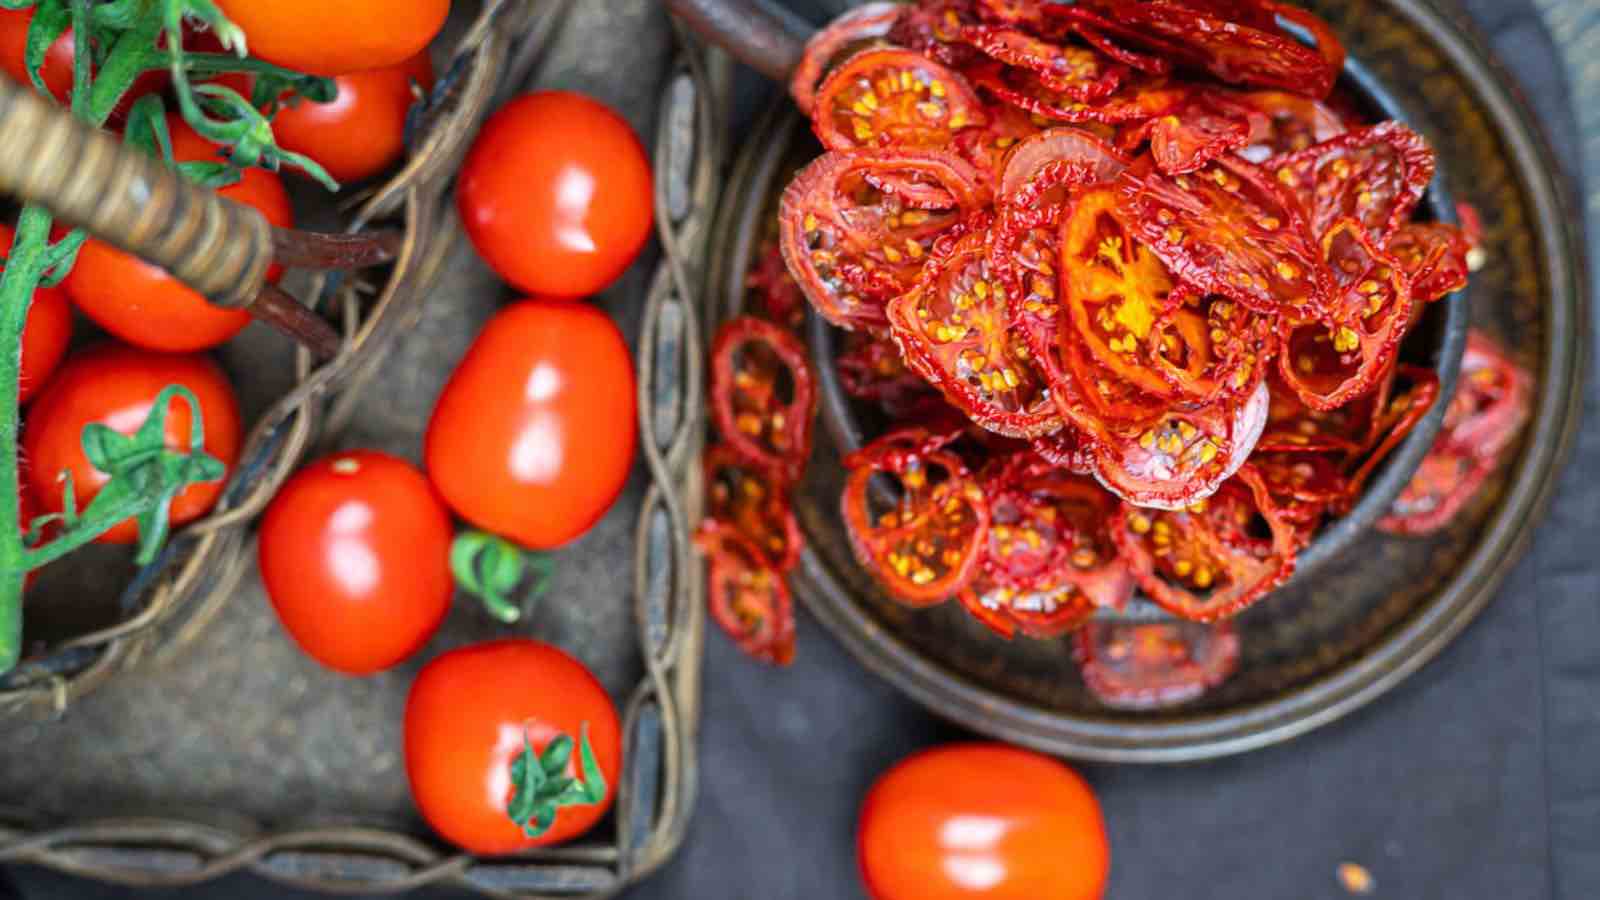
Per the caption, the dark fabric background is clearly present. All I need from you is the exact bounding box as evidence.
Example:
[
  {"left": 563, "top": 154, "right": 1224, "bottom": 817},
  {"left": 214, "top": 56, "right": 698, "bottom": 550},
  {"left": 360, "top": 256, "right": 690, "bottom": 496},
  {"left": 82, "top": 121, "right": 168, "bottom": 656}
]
[{"left": 5, "top": 0, "right": 1595, "bottom": 897}]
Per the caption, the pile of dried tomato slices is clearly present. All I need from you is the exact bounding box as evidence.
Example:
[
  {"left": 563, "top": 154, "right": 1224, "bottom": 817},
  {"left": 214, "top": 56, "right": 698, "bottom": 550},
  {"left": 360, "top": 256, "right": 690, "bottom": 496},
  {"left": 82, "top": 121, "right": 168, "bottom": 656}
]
[{"left": 697, "top": 0, "right": 1527, "bottom": 707}]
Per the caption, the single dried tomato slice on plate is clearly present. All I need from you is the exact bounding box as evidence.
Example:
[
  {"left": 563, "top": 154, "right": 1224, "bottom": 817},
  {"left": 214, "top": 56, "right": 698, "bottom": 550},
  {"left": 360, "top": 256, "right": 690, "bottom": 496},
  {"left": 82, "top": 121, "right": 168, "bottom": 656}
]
[
  {"left": 704, "top": 444, "right": 803, "bottom": 574},
  {"left": 1075, "top": 618, "right": 1241, "bottom": 710},
  {"left": 1376, "top": 448, "right": 1491, "bottom": 537},
  {"left": 779, "top": 149, "right": 989, "bottom": 330},
  {"left": 813, "top": 47, "right": 987, "bottom": 151},
  {"left": 696, "top": 523, "right": 797, "bottom": 666},
  {"left": 710, "top": 316, "right": 817, "bottom": 481}
]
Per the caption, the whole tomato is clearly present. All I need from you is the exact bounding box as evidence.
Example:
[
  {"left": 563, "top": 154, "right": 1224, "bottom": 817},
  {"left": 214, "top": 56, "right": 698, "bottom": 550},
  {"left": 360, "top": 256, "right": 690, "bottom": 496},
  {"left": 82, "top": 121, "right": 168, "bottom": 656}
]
[
  {"left": 858, "top": 744, "right": 1110, "bottom": 900},
  {"left": 425, "top": 300, "right": 636, "bottom": 549},
  {"left": 0, "top": 8, "right": 168, "bottom": 120},
  {"left": 212, "top": 0, "right": 449, "bottom": 77},
  {"left": 22, "top": 344, "right": 242, "bottom": 545},
  {"left": 457, "top": 91, "right": 654, "bottom": 298},
  {"left": 271, "top": 53, "right": 435, "bottom": 183},
  {"left": 1, "top": 222, "right": 74, "bottom": 406},
  {"left": 404, "top": 639, "right": 622, "bottom": 853},
  {"left": 257, "top": 451, "right": 453, "bottom": 675},
  {"left": 63, "top": 116, "right": 293, "bottom": 352}
]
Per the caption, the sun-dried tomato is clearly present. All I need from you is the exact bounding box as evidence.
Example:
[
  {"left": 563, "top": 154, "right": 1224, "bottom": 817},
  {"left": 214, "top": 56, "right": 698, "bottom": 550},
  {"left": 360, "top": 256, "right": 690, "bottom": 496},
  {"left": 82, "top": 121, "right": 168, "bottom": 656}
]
[
  {"left": 779, "top": 149, "right": 990, "bottom": 330},
  {"left": 836, "top": 330, "right": 945, "bottom": 419},
  {"left": 1232, "top": 90, "right": 1346, "bottom": 161},
  {"left": 710, "top": 316, "right": 817, "bottom": 481},
  {"left": 1050, "top": 7, "right": 1175, "bottom": 76},
  {"left": 1115, "top": 154, "right": 1331, "bottom": 316},
  {"left": 1278, "top": 217, "right": 1415, "bottom": 410},
  {"left": 887, "top": 226, "right": 1061, "bottom": 437},
  {"left": 1377, "top": 447, "right": 1490, "bottom": 537},
  {"left": 1074, "top": 618, "right": 1240, "bottom": 709},
  {"left": 1252, "top": 449, "right": 1348, "bottom": 507},
  {"left": 1257, "top": 370, "right": 1368, "bottom": 454},
  {"left": 790, "top": 1, "right": 904, "bottom": 116},
  {"left": 745, "top": 238, "right": 807, "bottom": 331},
  {"left": 842, "top": 429, "right": 991, "bottom": 604},
  {"left": 1089, "top": 381, "right": 1269, "bottom": 509},
  {"left": 1268, "top": 121, "right": 1435, "bottom": 245},
  {"left": 814, "top": 48, "right": 988, "bottom": 152},
  {"left": 704, "top": 444, "right": 803, "bottom": 574},
  {"left": 1113, "top": 465, "right": 1296, "bottom": 621},
  {"left": 1343, "top": 364, "right": 1439, "bottom": 500},
  {"left": 1120, "top": 90, "right": 1255, "bottom": 175},
  {"left": 888, "top": 0, "right": 984, "bottom": 69},
  {"left": 696, "top": 522, "right": 797, "bottom": 666},
  {"left": 970, "top": 62, "right": 1190, "bottom": 125},
  {"left": 961, "top": 24, "right": 1127, "bottom": 100},
  {"left": 952, "top": 102, "right": 1042, "bottom": 180},
  {"left": 1388, "top": 222, "right": 1470, "bottom": 304},
  {"left": 1031, "top": 425, "right": 1098, "bottom": 475}
]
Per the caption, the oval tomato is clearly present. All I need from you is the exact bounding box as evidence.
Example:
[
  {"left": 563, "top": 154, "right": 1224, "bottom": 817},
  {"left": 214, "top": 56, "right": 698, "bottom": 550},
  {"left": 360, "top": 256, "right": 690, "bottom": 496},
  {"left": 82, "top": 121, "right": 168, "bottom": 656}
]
[
  {"left": 426, "top": 300, "right": 636, "bottom": 549},
  {"left": 272, "top": 54, "right": 434, "bottom": 183},
  {"left": 0, "top": 8, "right": 168, "bottom": 120},
  {"left": 212, "top": 0, "right": 448, "bottom": 77},
  {"left": 64, "top": 117, "right": 293, "bottom": 352},
  {"left": 22, "top": 344, "right": 241, "bottom": 545},
  {"left": 257, "top": 451, "right": 453, "bottom": 675},
  {"left": 457, "top": 91, "right": 654, "bottom": 298},
  {"left": 1, "top": 223, "right": 74, "bottom": 406},
  {"left": 404, "top": 639, "right": 622, "bottom": 853},
  {"left": 858, "top": 743, "right": 1109, "bottom": 900}
]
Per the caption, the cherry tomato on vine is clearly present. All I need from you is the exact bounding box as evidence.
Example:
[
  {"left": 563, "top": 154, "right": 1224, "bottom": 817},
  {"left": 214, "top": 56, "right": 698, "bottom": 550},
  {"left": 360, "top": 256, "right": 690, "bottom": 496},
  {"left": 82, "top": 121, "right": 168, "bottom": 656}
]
[
  {"left": 211, "top": 0, "right": 449, "bottom": 77},
  {"left": 0, "top": 223, "right": 74, "bottom": 406},
  {"left": 858, "top": 744, "right": 1109, "bottom": 900},
  {"left": 425, "top": 300, "right": 636, "bottom": 550},
  {"left": 63, "top": 117, "right": 293, "bottom": 352},
  {"left": 257, "top": 451, "right": 453, "bottom": 676},
  {"left": 457, "top": 91, "right": 654, "bottom": 298},
  {"left": 0, "top": 8, "right": 168, "bottom": 121},
  {"left": 22, "top": 344, "right": 241, "bottom": 545},
  {"left": 272, "top": 54, "right": 435, "bottom": 184},
  {"left": 404, "top": 639, "right": 622, "bottom": 853}
]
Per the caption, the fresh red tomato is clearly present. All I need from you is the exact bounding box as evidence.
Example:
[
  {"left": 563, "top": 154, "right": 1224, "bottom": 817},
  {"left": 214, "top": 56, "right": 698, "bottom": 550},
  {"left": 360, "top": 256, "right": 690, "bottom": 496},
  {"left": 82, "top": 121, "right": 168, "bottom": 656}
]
[
  {"left": 257, "top": 451, "right": 453, "bottom": 675},
  {"left": 404, "top": 639, "right": 622, "bottom": 853},
  {"left": 22, "top": 344, "right": 242, "bottom": 545},
  {"left": 1, "top": 223, "right": 74, "bottom": 406},
  {"left": 0, "top": 8, "right": 168, "bottom": 120},
  {"left": 425, "top": 300, "right": 636, "bottom": 549},
  {"left": 858, "top": 744, "right": 1110, "bottom": 900},
  {"left": 271, "top": 53, "right": 435, "bottom": 183},
  {"left": 212, "top": 0, "right": 449, "bottom": 77},
  {"left": 457, "top": 91, "right": 654, "bottom": 298},
  {"left": 63, "top": 116, "right": 293, "bottom": 352}
]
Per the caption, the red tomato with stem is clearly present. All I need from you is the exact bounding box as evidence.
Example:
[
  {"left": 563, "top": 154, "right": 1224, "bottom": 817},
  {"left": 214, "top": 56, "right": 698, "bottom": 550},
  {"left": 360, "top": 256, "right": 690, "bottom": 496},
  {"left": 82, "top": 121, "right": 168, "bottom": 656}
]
[
  {"left": 0, "top": 222, "right": 75, "bottom": 406},
  {"left": 212, "top": 0, "right": 449, "bottom": 77},
  {"left": 63, "top": 116, "right": 293, "bottom": 352},
  {"left": 0, "top": 8, "right": 168, "bottom": 120},
  {"left": 257, "top": 451, "right": 453, "bottom": 675},
  {"left": 457, "top": 91, "right": 654, "bottom": 298},
  {"left": 858, "top": 744, "right": 1110, "bottom": 900},
  {"left": 425, "top": 300, "right": 636, "bottom": 549},
  {"left": 22, "top": 344, "right": 241, "bottom": 545},
  {"left": 404, "top": 639, "right": 622, "bottom": 853},
  {"left": 272, "top": 54, "right": 435, "bottom": 183}
]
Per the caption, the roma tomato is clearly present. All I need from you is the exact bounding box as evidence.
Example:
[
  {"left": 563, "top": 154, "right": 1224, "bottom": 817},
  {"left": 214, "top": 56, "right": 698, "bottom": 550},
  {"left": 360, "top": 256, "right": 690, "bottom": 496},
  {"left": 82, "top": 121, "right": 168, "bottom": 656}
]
[
  {"left": 457, "top": 91, "right": 653, "bottom": 298},
  {"left": 1, "top": 223, "right": 74, "bottom": 405},
  {"left": 63, "top": 117, "right": 293, "bottom": 352},
  {"left": 22, "top": 344, "right": 241, "bottom": 545},
  {"left": 0, "top": 8, "right": 168, "bottom": 119},
  {"left": 425, "top": 300, "right": 636, "bottom": 549},
  {"left": 272, "top": 54, "right": 435, "bottom": 183},
  {"left": 404, "top": 639, "right": 622, "bottom": 853},
  {"left": 858, "top": 744, "right": 1109, "bottom": 900},
  {"left": 258, "top": 451, "right": 453, "bottom": 675},
  {"left": 212, "top": 0, "right": 448, "bottom": 77}
]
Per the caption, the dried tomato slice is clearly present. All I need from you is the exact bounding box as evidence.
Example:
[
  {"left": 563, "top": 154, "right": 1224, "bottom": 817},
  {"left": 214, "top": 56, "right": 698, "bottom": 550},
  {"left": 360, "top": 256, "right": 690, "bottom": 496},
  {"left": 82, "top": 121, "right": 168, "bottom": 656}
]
[
  {"left": 746, "top": 238, "right": 806, "bottom": 331},
  {"left": 952, "top": 102, "right": 1042, "bottom": 180},
  {"left": 1342, "top": 364, "right": 1439, "bottom": 502},
  {"left": 836, "top": 330, "right": 945, "bottom": 419},
  {"left": 1050, "top": 7, "right": 1175, "bottom": 76},
  {"left": 696, "top": 523, "right": 797, "bottom": 666},
  {"left": 790, "top": 1, "right": 903, "bottom": 116},
  {"left": 1268, "top": 121, "right": 1435, "bottom": 245},
  {"left": 704, "top": 444, "right": 803, "bottom": 574},
  {"left": 970, "top": 62, "right": 1190, "bottom": 125},
  {"left": 956, "top": 586, "right": 1021, "bottom": 638},
  {"left": 1257, "top": 370, "right": 1368, "bottom": 454},
  {"left": 963, "top": 578, "right": 1098, "bottom": 638},
  {"left": 1115, "top": 154, "right": 1331, "bottom": 316},
  {"left": 1120, "top": 90, "right": 1255, "bottom": 175},
  {"left": 710, "top": 316, "right": 817, "bottom": 481},
  {"left": 779, "top": 149, "right": 989, "bottom": 331},
  {"left": 842, "top": 430, "right": 991, "bottom": 605},
  {"left": 978, "top": 458, "right": 1130, "bottom": 600},
  {"left": 1031, "top": 426, "right": 1097, "bottom": 475},
  {"left": 1376, "top": 447, "right": 1490, "bottom": 537},
  {"left": 1090, "top": 381, "right": 1269, "bottom": 509},
  {"left": 886, "top": 226, "right": 1060, "bottom": 437},
  {"left": 1074, "top": 618, "right": 1241, "bottom": 709},
  {"left": 1113, "top": 465, "right": 1296, "bottom": 621},
  {"left": 888, "top": 0, "right": 983, "bottom": 69},
  {"left": 1387, "top": 222, "right": 1470, "bottom": 304},
  {"left": 1232, "top": 90, "right": 1347, "bottom": 161},
  {"left": 1252, "top": 449, "right": 1349, "bottom": 507},
  {"left": 960, "top": 24, "right": 1127, "bottom": 100},
  {"left": 1278, "top": 218, "right": 1415, "bottom": 410},
  {"left": 814, "top": 47, "right": 987, "bottom": 152}
]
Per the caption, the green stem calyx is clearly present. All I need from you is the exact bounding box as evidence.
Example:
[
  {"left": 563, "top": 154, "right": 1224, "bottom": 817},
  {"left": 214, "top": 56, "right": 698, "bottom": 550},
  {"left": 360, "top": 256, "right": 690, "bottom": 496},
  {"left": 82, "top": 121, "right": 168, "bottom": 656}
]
[
  {"left": 450, "top": 531, "right": 554, "bottom": 624},
  {"left": 506, "top": 723, "right": 608, "bottom": 839}
]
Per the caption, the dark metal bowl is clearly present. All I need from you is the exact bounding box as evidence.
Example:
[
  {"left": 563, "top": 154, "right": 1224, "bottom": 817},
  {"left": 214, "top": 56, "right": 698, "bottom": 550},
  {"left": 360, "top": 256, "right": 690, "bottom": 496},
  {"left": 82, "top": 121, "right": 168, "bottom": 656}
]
[{"left": 698, "top": 0, "right": 1587, "bottom": 760}]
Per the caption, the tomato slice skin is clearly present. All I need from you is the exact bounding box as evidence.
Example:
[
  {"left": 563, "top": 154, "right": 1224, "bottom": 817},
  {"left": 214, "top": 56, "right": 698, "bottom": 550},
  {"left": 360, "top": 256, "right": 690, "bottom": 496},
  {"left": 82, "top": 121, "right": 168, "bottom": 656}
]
[
  {"left": 814, "top": 47, "right": 988, "bottom": 152},
  {"left": 1075, "top": 618, "right": 1241, "bottom": 709},
  {"left": 696, "top": 522, "right": 798, "bottom": 666},
  {"left": 711, "top": 316, "right": 818, "bottom": 483}
]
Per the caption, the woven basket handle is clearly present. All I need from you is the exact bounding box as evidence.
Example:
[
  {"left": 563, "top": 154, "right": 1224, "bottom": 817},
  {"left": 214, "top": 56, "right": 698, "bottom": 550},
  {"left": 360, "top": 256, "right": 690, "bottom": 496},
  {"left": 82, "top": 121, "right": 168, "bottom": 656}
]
[
  {"left": 0, "top": 75, "right": 271, "bottom": 310},
  {"left": 663, "top": 0, "right": 808, "bottom": 81}
]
